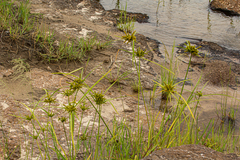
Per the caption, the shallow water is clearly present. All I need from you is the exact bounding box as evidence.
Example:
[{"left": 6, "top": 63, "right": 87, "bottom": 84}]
[{"left": 100, "top": 0, "right": 240, "bottom": 50}]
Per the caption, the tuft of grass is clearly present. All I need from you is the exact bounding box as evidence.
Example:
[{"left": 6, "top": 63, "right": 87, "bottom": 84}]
[
  {"left": 117, "top": 4, "right": 135, "bottom": 33},
  {"left": 96, "top": 39, "right": 113, "bottom": 50},
  {"left": 131, "top": 79, "right": 140, "bottom": 92},
  {"left": 216, "top": 87, "right": 239, "bottom": 130},
  {"left": 228, "top": 108, "right": 237, "bottom": 125},
  {"left": 0, "top": 0, "right": 35, "bottom": 40}
]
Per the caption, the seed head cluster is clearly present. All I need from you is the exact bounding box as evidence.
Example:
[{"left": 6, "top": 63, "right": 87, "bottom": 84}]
[{"left": 184, "top": 40, "right": 201, "bottom": 57}]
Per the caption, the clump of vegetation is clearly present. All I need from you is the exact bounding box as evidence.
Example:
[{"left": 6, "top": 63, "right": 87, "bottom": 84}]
[
  {"left": 11, "top": 58, "right": 30, "bottom": 75},
  {"left": 216, "top": 88, "right": 238, "bottom": 130},
  {"left": 0, "top": 0, "right": 34, "bottom": 40},
  {"left": 204, "top": 61, "right": 236, "bottom": 86},
  {"left": 11, "top": 58, "right": 30, "bottom": 81},
  {"left": 34, "top": 29, "right": 112, "bottom": 62},
  {"left": 228, "top": 108, "right": 237, "bottom": 125},
  {"left": 0, "top": 0, "right": 111, "bottom": 63},
  {"left": 117, "top": 5, "right": 135, "bottom": 33},
  {"left": 131, "top": 79, "right": 140, "bottom": 92}
]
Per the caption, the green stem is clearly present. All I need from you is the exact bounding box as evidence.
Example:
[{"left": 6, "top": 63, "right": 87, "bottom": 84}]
[
  {"left": 180, "top": 54, "right": 192, "bottom": 97},
  {"left": 81, "top": 90, "right": 113, "bottom": 137},
  {"left": 63, "top": 123, "right": 70, "bottom": 154},
  {"left": 70, "top": 112, "right": 75, "bottom": 159},
  {"left": 174, "top": 54, "right": 193, "bottom": 120},
  {"left": 95, "top": 104, "right": 102, "bottom": 159}
]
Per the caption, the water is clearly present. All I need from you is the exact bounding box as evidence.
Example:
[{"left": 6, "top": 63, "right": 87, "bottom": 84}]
[{"left": 100, "top": 0, "right": 240, "bottom": 50}]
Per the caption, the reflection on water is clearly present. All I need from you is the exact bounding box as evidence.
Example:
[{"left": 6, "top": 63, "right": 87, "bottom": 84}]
[
  {"left": 207, "top": 10, "right": 212, "bottom": 33},
  {"left": 100, "top": 0, "right": 240, "bottom": 50}
]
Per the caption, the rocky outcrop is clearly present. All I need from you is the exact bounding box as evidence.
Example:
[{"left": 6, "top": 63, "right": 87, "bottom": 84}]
[
  {"left": 142, "top": 144, "right": 240, "bottom": 160},
  {"left": 177, "top": 40, "right": 240, "bottom": 76},
  {"left": 210, "top": 0, "right": 240, "bottom": 16},
  {"left": 106, "top": 9, "right": 149, "bottom": 23}
]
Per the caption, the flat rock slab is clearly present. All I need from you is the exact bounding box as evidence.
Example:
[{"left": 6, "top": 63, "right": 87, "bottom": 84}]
[
  {"left": 142, "top": 144, "right": 240, "bottom": 160},
  {"left": 210, "top": 0, "right": 240, "bottom": 16}
]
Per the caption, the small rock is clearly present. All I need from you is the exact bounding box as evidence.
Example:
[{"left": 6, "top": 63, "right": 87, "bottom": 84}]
[
  {"left": 1, "top": 69, "right": 13, "bottom": 77},
  {"left": 103, "top": 59, "right": 109, "bottom": 63},
  {"left": 236, "top": 76, "right": 240, "bottom": 84},
  {"left": 175, "top": 78, "right": 193, "bottom": 86},
  {"left": 186, "top": 67, "right": 194, "bottom": 72},
  {"left": 229, "top": 85, "right": 237, "bottom": 90},
  {"left": 123, "top": 109, "right": 134, "bottom": 113},
  {"left": 1, "top": 102, "right": 9, "bottom": 110},
  {"left": 47, "top": 66, "right": 52, "bottom": 71}
]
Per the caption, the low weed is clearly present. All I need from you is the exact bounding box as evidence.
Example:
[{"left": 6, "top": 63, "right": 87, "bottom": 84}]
[
  {"left": 117, "top": 4, "right": 135, "bottom": 33},
  {"left": 96, "top": 40, "right": 112, "bottom": 50},
  {"left": 78, "top": 36, "right": 96, "bottom": 52},
  {"left": 37, "top": 33, "right": 111, "bottom": 62},
  {"left": 11, "top": 58, "right": 30, "bottom": 75},
  {"left": 11, "top": 58, "right": 30, "bottom": 82},
  {"left": 0, "top": 0, "right": 111, "bottom": 63},
  {"left": 216, "top": 88, "right": 239, "bottom": 129},
  {"left": 0, "top": 0, "right": 35, "bottom": 40},
  {"left": 131, "top": 79, "right": 140, "bottom": 92}
]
